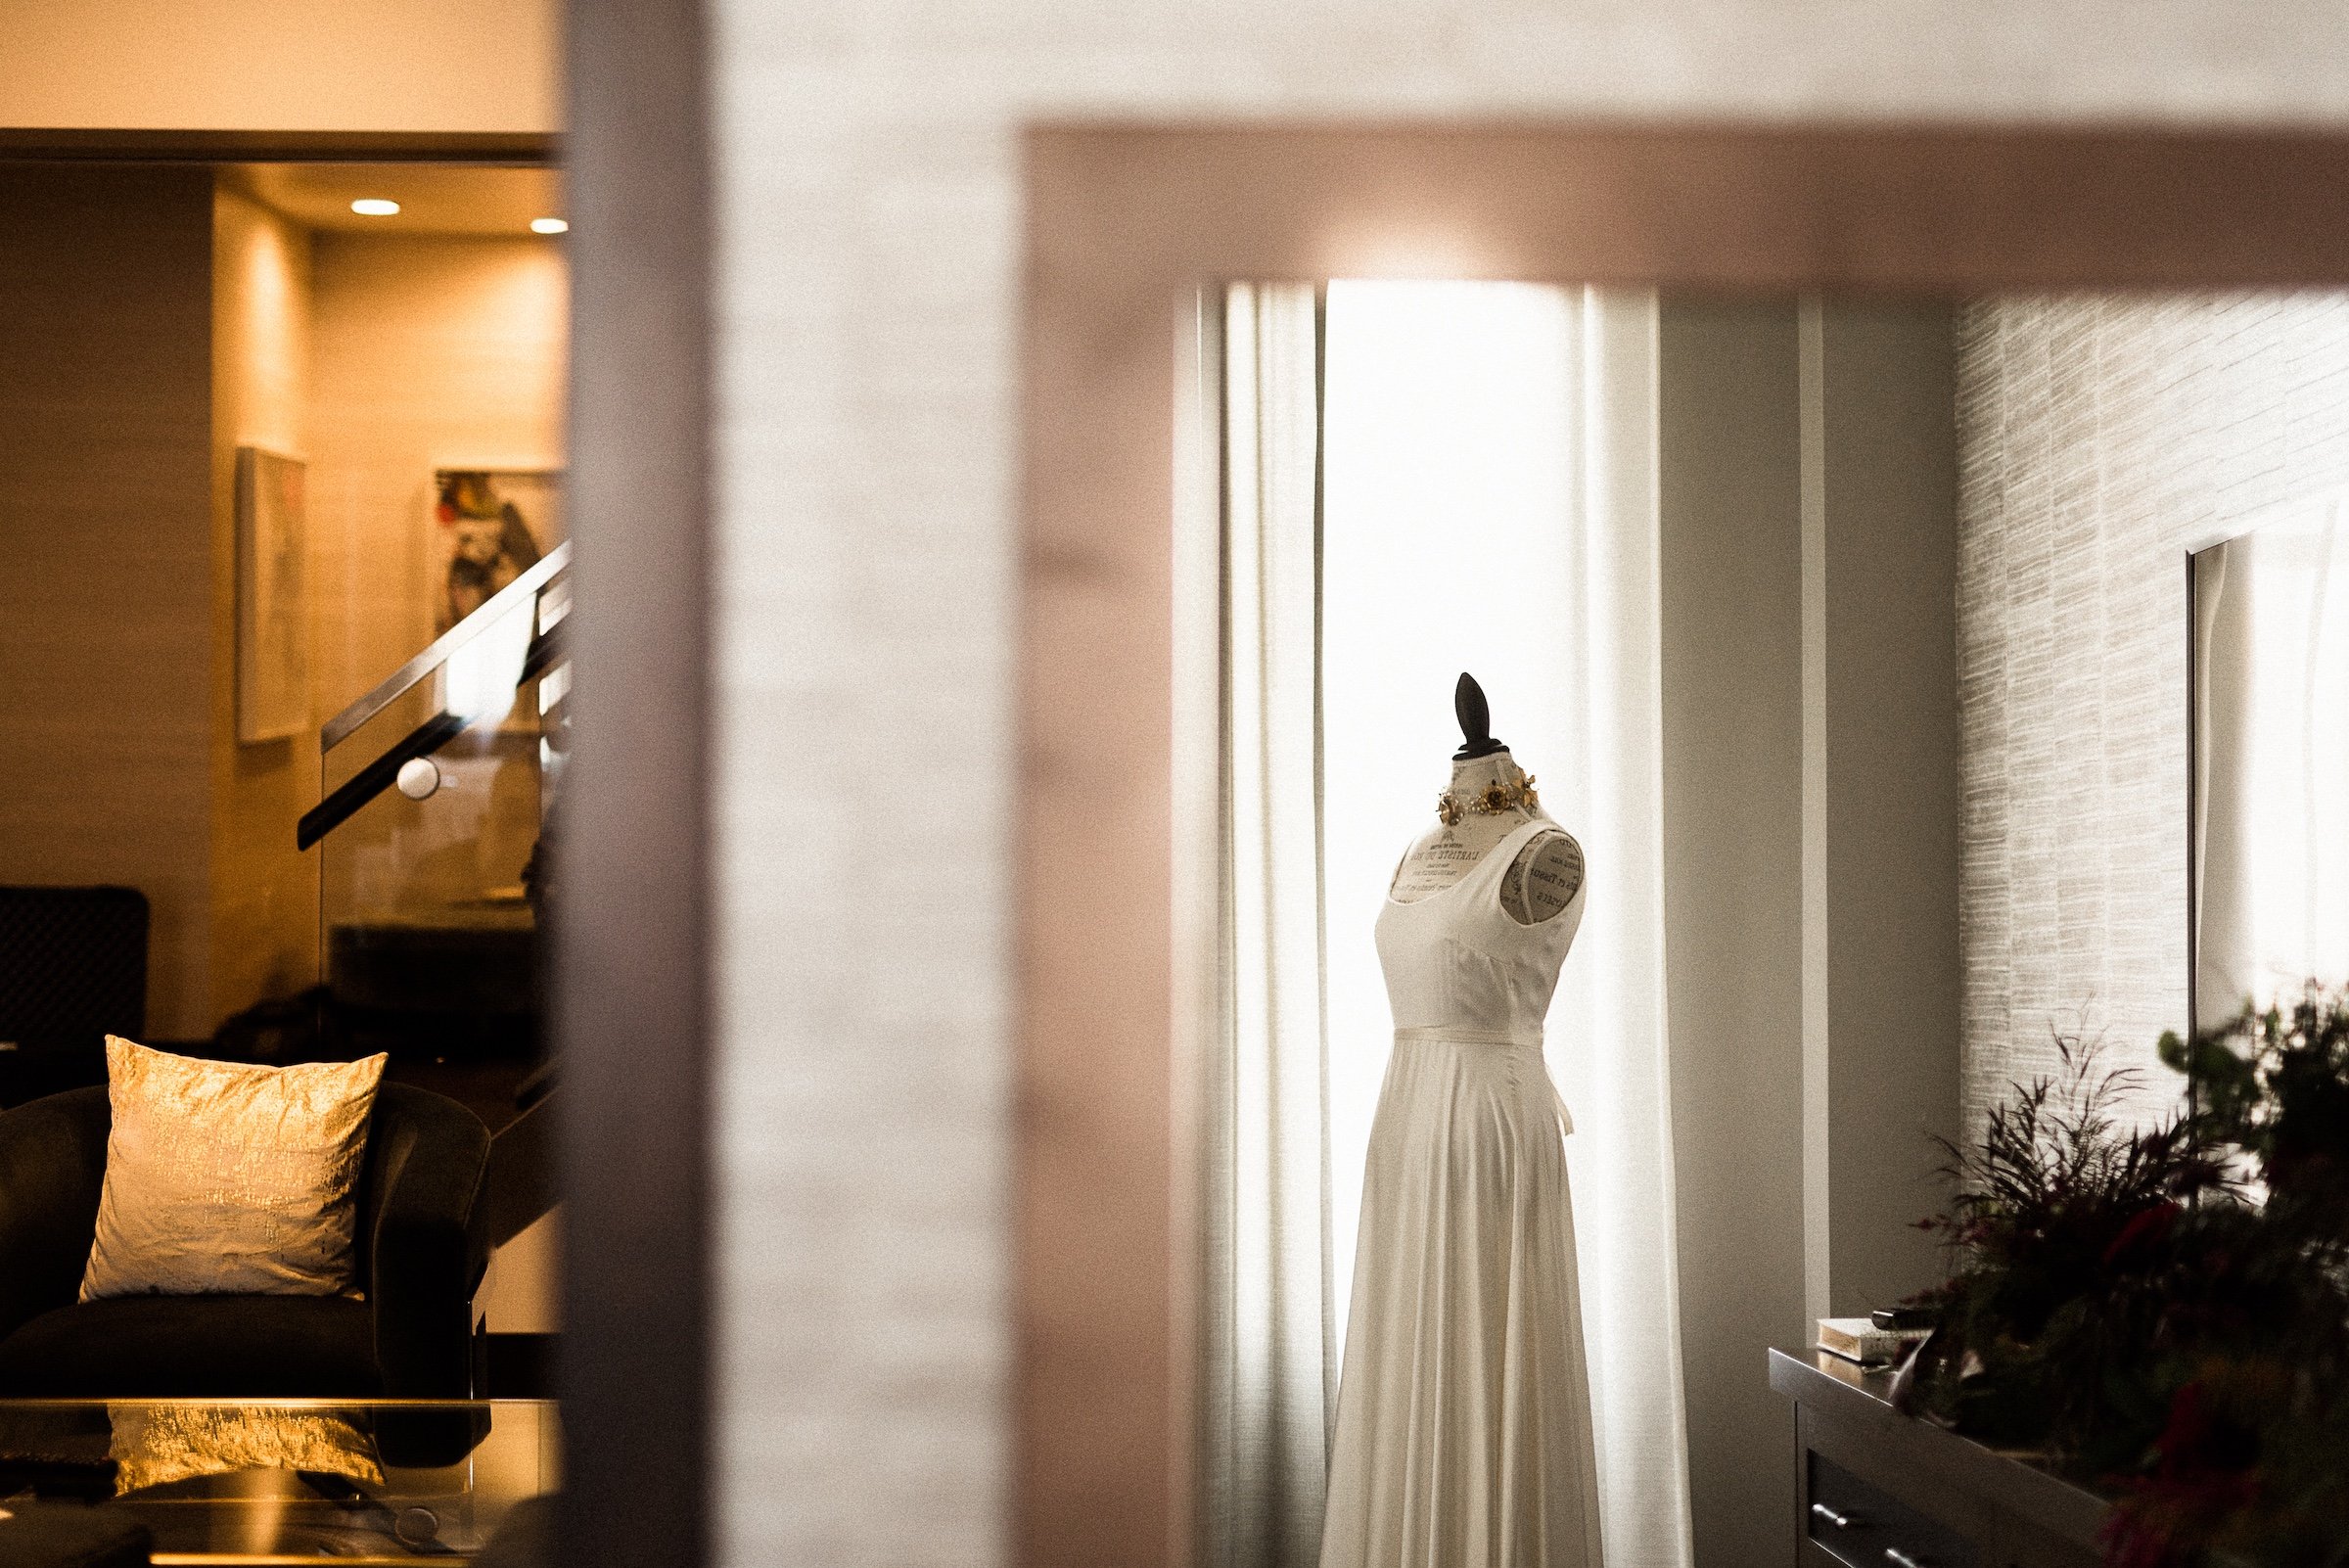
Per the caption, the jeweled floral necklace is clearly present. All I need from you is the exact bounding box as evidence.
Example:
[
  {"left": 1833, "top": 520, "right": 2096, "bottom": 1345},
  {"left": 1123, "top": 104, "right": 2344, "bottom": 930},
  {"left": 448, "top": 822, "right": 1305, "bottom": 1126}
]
[{"left": 1435, "top": 773, "right": 1538, "bottom": 827}]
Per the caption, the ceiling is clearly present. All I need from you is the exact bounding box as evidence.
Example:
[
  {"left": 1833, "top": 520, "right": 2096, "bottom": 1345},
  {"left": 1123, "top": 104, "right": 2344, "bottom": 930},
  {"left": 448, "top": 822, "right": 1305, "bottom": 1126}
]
[{"left": 231, "top": 163, "right": 564, "bottom": 239}]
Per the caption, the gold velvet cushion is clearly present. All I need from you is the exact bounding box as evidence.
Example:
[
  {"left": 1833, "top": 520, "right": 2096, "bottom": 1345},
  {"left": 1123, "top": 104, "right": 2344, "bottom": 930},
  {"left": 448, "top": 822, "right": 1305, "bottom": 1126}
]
[{"left": 79, "top": 1038, "right": 390, "bottom": 1302}]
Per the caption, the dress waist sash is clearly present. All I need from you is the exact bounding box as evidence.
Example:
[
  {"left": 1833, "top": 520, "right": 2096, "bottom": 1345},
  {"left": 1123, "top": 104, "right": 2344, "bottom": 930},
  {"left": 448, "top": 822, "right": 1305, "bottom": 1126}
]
[
  {"left": 1393, "top": 1025, "right": 1543, "bottom": 1048},
  {"left": 1391, "top": 1026, "right": 1571, "bottom": 1131}
]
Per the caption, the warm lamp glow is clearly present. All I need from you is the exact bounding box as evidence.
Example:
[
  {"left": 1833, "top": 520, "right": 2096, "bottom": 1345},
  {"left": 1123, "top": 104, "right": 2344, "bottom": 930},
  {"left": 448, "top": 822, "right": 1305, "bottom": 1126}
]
[
  {"left": 530, "top": 217, "right": 569, "bottom": 235},
  {"left": 349, "top": 199, "right": 400, "bottom": 216}
]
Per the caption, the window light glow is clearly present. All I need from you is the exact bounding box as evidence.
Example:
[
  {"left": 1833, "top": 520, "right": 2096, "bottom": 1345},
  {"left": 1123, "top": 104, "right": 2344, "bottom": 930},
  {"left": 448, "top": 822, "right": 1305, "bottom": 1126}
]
[
  {"left": 1319, "top": 280, "right": 1579, "bottom": 1341},
  {"left": 349, "top": 199, "right": 400, "bottom": 216},
  {"left": 530, "top": 217, "right": 569, "bottom": 235},
  {"left": 442, "top": 597, "right": 536, "bottom": 727}
]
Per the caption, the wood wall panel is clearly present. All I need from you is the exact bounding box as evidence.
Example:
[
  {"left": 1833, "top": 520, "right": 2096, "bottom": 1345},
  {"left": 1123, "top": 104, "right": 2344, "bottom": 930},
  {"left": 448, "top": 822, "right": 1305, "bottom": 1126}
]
[
  {"left": 559, "top": 0, "right": 713, "bottom": 1561},
  {"left": 0, "top": 164, "right": 218, "bottom": 1038}
]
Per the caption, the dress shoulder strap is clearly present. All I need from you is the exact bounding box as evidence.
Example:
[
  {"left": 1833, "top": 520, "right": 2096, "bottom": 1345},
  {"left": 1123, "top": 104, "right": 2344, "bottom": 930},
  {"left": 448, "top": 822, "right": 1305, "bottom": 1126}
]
[{"left": 1473, "top": 818, "right": 1549, "bottom": 888}]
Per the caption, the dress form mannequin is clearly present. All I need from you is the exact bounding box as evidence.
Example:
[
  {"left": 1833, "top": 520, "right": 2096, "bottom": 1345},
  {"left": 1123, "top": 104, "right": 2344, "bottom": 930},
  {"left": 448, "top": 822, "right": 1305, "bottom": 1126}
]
[
  {"left": 1320, "top": 670, "right": 1603, "bottom": 1568},
  {"left": 1388, "top": 674, "right": 1585, "bottom": 923}
]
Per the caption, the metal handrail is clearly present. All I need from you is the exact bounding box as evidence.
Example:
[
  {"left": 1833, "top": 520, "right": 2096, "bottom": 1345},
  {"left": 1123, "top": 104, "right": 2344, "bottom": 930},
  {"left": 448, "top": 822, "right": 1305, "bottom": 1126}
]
[
  {"left": 297, "top": 712, "right": 469, "bottom": 851},
  {"left": 320, "top": 540, "right": 572, "bottom": 754}
]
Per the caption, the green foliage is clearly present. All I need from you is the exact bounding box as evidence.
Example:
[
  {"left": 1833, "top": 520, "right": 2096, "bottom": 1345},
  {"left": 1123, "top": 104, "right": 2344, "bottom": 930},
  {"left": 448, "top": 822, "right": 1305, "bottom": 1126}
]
[
  {"left": 1912, "top": 989, "right": 2349, "bottom": 1568},
  {"left": 1911, "top": 1034, "right": 2226, "bottom": 1463}
]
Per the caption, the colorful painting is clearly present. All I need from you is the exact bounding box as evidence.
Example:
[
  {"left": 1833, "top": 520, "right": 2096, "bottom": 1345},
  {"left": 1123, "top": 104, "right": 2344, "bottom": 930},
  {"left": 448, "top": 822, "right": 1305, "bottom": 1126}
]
[
  {"left": 235, "top": 447, "right": 309, "bottom": 743},
  {"left": 433, "top": 469, "right": 565, "bottom": 634}
]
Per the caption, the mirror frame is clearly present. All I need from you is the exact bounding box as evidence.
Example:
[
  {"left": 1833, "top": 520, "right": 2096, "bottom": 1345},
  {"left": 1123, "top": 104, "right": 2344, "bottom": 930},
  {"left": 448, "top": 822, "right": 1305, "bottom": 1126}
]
[{"left": 1017, "top": 122, "right": 2349, "bottom": 1568}]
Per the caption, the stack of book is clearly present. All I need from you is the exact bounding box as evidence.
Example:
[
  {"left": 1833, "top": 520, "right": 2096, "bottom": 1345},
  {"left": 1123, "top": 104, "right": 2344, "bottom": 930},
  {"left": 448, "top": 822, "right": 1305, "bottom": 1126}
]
[{"left": 1816, "top": 1314, "right": 1933, "bottom": 1368}]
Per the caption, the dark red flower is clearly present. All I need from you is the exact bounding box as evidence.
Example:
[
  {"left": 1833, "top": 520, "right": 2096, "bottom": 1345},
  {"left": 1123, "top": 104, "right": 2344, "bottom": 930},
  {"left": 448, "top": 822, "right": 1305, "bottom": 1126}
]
[
  {"left": 2103, "top": 1202, "right": 2183, "bottom": 1268},
  {"left": 2153, "top": 1379, "right": 2210, "bottom": 1473}
]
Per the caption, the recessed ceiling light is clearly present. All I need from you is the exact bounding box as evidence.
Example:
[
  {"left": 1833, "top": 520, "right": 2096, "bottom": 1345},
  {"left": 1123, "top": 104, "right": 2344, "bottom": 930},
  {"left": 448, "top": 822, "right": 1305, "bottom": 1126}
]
[
  {"left": 350, "top": 198, "right": 400, "bottom": 216},
  {"left": 530, "top": 217, "right": 569, "bottom": 235}
]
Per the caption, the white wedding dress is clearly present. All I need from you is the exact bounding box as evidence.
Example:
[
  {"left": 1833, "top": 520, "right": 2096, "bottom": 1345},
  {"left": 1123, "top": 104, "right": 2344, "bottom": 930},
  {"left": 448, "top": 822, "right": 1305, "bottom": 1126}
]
[{"left": 1320, "top": 818, "right": 1603, "bottom": 1568}]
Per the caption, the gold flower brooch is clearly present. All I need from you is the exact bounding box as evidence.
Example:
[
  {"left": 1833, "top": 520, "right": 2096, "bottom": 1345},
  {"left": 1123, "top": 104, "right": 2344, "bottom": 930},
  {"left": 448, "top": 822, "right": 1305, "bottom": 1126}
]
[{"left": 1437, "top": 773, "right": 1538, "bottom": 825}]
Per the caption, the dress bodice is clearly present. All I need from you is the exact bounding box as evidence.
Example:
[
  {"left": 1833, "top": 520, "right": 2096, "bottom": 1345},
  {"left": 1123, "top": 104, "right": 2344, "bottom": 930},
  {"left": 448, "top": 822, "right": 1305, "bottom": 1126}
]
[
  {"left": 1329, "top": 813, "right": 1603, "bottom": 1568},
  {"left": 1375, "top": 818, "right": 1587, "bottom": 1039}
]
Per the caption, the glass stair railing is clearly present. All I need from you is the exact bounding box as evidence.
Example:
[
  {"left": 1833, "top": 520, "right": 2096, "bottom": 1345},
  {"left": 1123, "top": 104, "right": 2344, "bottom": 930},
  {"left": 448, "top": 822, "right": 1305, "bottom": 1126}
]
[
  {"left": 300, "top": 541, "right": 568, "bottom": 1089},
  {"left": 299, "top": 541, "right": 570, "bottom": 853},
  {"left": 292, "top": 544, "right": 570, "bottom": 1254}
]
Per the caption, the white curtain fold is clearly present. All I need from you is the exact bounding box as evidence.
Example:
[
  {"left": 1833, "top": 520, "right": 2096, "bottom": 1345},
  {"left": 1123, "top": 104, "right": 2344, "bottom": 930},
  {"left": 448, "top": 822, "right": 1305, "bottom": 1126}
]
[
  {"left": 1543, "top": 290, "right": 1694, "bottom": 1568},
  {"left": 1201, "top": 282, "right": 1336, "bottom": 1568}
]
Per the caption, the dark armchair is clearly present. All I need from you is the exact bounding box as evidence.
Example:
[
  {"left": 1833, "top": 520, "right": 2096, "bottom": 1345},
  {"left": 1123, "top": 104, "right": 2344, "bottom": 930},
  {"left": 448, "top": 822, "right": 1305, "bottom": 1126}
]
[{"left": 0, "top": 1082, "right": 490, "bottom": 1399}]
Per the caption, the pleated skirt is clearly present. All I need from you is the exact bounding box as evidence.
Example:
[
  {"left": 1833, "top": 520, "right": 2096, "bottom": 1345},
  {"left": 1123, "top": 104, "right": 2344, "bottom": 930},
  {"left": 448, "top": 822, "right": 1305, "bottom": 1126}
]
[{"left": 1319, "top": 1034, "right": 1604, "bottom": 1568}]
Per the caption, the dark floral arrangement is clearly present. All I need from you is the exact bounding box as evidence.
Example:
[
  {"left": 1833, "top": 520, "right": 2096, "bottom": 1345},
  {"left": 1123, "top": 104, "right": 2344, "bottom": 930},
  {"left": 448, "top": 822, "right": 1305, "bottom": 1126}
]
[{"left": 1907, "top": 987, "right": 2349, "bottom": 1568}]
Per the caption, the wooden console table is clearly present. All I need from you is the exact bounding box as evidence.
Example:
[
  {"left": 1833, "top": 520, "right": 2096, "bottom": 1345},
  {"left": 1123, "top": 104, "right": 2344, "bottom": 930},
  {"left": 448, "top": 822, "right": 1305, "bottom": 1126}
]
[{"left": 1770, "top": 1347, "right": 2108, "bottom": 1568}]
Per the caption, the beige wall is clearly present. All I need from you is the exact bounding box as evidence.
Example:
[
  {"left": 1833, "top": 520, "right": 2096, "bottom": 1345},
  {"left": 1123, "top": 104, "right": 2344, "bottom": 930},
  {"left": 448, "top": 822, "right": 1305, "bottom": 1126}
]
[
  {"left": 307, "top": 232, "right": 568, "bottom": 720},
  {"left": 1804, "top": 301, "right": 1962, "bottom": 1320},
  {"left": 1658, "top": 298, "right": 1809, "bottom": 1568},
  {"left": 0, "top": 166, "right": 217, "bottom": 1038},
  {"left": 210, "top": 187, "right": 319, "bottom": 1020},
  {"left": 0, "top": 0, "right": 557, "bottom": 134},
  {"left": 1657, "top": 298, "right": 1959, "bottom": 1568}
]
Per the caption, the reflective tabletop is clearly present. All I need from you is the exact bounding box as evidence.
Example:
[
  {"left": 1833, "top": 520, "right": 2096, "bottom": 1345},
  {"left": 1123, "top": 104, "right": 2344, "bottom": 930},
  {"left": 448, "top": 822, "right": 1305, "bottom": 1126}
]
[{"left": 0, "top": 1399, "right": 556, "bottom": 1565}]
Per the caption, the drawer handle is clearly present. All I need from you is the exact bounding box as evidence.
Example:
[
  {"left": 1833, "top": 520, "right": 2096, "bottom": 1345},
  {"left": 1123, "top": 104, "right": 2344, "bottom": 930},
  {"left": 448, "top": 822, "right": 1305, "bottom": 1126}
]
[
  {"left": 1810, "top": 1502, "right": 1857, "bottom": 1530},
  {"left": 1884, "top": 1550, "right": 1931, "bottom": 1568}
]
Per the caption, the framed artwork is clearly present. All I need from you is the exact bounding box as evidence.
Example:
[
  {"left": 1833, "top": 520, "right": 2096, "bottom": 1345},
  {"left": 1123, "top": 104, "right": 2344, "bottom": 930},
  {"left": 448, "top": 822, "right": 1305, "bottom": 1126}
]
[
  {"left": 433, "top": 469, "right": 566, "bottom": 634},
  {"left": 235, "top": 446, "right": 310, "bottom": 743}
]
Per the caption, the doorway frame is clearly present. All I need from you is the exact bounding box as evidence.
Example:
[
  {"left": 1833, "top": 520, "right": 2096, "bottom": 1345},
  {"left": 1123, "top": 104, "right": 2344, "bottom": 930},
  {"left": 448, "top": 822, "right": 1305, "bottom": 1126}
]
[
  {"left": 3, "top": 34, "right": 712, "bottom": 1563},
  {"left": 0, "top": 130, "right": 552, "bottom": 161},
  {"left": 557, "top": 4, "right": 712, "bottom": 1568},
  {"left": 1017, "top": 122, "right": 2349, "bottom": 1568}
]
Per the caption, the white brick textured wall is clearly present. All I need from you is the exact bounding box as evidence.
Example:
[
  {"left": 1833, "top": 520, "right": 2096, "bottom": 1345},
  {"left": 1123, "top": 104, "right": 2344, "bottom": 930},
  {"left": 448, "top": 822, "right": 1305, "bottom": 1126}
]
[
  {"left": 708, "top": 6, "right": 2349, "bottom": 1562},
  {"left": 1957, "top": 294, "right": 2349, "bottom": 1138}
]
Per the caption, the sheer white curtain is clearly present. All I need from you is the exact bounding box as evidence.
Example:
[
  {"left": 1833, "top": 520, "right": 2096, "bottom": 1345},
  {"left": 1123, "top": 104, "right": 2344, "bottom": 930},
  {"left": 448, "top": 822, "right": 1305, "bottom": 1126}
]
[
  {"left": 1543, "top": 291, "right": 1694, "bottom": 1568},
  {"left": 1205, "top": 281, "right": 1692, "bottom": 1568},
  {"left": 1201, "top": 282, "right": 1336, "bottom": 1568}
]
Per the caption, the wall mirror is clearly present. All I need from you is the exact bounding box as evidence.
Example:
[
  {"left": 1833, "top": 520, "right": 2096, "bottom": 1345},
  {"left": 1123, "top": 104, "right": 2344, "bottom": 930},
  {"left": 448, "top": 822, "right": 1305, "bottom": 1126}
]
[
  {"left": 1190, "top": 277, "right": 2328, "bottom": 1568},
  {"left": 2191, "top": 489, "right": 2349, "bottom": 1034},
  {"left": 1017, "top": 127, "right": 2349, "bottom": 1568}
]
